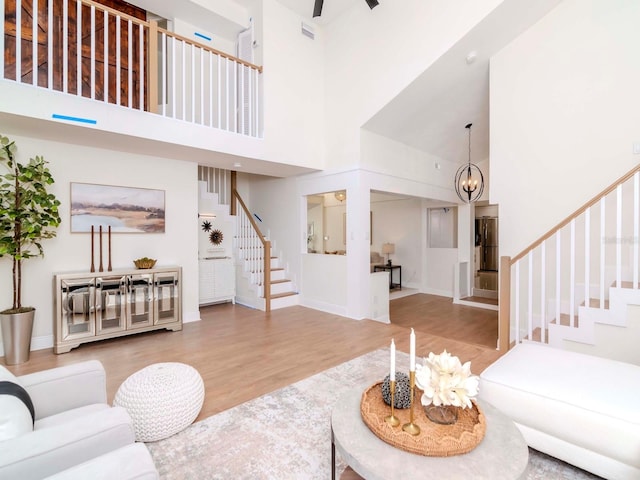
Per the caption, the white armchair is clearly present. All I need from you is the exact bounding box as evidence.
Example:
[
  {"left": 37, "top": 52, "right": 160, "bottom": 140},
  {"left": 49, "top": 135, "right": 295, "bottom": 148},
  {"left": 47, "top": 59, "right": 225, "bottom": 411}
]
[{"left": 0, "top": 360, "right": 137, "bottom": 480}]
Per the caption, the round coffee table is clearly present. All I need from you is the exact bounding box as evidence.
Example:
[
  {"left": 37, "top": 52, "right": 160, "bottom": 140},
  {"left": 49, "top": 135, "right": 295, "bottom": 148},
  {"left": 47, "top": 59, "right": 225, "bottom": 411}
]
[{"left": 331, "top": 389, "right": 528, "bottom": 480}]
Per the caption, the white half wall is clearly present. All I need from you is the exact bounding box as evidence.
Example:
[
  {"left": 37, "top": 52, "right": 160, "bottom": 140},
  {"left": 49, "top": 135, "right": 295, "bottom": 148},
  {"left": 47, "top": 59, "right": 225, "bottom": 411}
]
[
  {"left": 0, "top": 133, "right": 199, "bottom": 355},
  {"left": 490, "top": 0, "right": 640, "bottom": 258}
]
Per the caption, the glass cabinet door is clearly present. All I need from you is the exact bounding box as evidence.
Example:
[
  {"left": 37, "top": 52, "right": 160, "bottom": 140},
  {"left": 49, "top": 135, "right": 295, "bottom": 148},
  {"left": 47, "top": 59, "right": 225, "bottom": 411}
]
[
  {"left": 60, "top": 278, "right": 96, "bottom": 340},
  {"left": 154, "top": 271, "right": 180, "bottom": 325},
  {"left": 96, "top": 275, "right": 126, "bottom": 334},
  {"left": 127, "top": 274, "right": 154, "bottom": 329}
]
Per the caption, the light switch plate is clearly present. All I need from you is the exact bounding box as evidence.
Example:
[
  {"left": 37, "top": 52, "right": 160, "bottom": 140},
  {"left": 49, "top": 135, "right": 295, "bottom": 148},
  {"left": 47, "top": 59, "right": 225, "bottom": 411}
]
[{"left": 634, "top": 142, "right": 640, "bottom": 155}]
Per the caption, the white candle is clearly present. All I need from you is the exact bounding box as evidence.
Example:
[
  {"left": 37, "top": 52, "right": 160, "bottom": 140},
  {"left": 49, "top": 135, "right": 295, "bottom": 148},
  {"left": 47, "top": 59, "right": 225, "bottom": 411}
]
[
  {"left": 409, "top": 328, "right": 416, "bottom": 371},
  {"left": 390, "top": 339, "right": 396, "bottom": 382}
]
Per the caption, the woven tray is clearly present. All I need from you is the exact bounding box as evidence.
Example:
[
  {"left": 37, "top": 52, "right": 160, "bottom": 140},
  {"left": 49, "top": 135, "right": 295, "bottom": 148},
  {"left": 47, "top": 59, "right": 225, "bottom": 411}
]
[{"left": 360, "top": 382, "right": 486, "bottom": 457}]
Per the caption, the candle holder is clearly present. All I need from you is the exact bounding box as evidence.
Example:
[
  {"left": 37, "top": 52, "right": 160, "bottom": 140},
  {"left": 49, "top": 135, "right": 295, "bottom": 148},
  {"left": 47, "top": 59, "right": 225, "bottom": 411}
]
[
  {"left": 384, "top": 379, "right": 400, "bottom": 427},
  {"left": 402, "top": 370, "right": 421, "bottom": 436}
]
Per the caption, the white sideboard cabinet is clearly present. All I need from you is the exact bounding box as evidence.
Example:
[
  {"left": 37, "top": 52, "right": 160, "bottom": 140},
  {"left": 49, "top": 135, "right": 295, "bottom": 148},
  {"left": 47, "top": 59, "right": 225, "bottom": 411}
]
[
  {"left": 199, "top": 257, "right": 235, "bottom": 305},
  {"left": 54, "top": 266, "right": 182, "bottom": 354}
]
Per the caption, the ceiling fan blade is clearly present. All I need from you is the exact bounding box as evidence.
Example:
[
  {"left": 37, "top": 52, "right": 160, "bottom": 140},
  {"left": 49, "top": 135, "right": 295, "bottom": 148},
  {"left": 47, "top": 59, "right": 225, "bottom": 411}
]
[
  {"left": 365, "top": 0, "right": 379, "bottom": 9},
  {"left": 313, "top": 0, "right": 324, "bottom": 17}
]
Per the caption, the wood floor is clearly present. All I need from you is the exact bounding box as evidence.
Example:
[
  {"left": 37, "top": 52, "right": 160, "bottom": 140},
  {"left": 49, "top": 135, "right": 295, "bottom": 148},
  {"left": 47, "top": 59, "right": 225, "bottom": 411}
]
[{"left": 4, "top": 294, "right": 500, "bottom": 422}]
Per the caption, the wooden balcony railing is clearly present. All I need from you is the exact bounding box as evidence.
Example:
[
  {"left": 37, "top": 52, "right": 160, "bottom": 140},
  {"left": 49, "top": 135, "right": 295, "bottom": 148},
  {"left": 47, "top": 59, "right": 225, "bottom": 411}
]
[{"left": 2, "top": 0, "right": 263, "bottom": 137}]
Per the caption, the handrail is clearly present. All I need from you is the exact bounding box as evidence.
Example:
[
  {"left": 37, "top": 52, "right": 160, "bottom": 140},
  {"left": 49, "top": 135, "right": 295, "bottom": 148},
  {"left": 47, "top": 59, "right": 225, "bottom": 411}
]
[
  {"left": 233, "top": 190, "right": 267, "bottom": 244},
  {"left": 83, "top": 0, "right": 149, "bottom": 26},
  {"left": 80, "top": 0, "right": 263, "bottom": 73},
  {"left": 511, "top": 164, "right": 640, "bottom": 264},
  {"left": 232, "top": 189, "right": 271, "bottom": 312},
  {"left": 157, "top": 27, "right": 263, "bottom": 73}
]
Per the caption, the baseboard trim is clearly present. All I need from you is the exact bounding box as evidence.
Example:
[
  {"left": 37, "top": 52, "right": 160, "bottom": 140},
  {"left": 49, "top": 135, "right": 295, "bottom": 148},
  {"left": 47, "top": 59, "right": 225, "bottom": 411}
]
[
  {"left": 300, "top": 298, "right": 348, "bottom": 318},
  {"left": 423, "top": 288, "right": 453, "bottom": 298},
  {"left": 183, "top": 311, "right": 201, "bottom": 323}
]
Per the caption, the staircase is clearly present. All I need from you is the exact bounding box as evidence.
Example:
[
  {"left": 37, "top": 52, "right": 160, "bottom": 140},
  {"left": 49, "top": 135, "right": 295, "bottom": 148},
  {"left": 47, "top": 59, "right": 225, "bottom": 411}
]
[
  {"left": 198, "top": 169, "right": 298, "bottom": 311},
  {"left": 501, "top": 165, "right": 640, "bottom": 365},
  {"left": 232, "top": 190, "right": 299, "bottom": 312}
]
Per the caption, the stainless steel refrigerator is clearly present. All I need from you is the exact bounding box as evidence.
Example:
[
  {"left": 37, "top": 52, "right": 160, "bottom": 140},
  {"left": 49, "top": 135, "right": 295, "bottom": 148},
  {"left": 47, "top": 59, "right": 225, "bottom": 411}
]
[{"left": 475, "top": 217, "right": 499, "bottom": 271}]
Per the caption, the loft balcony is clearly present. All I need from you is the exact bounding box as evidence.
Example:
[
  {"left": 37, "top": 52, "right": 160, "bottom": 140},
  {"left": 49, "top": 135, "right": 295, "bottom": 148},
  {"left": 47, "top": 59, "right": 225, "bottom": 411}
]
[{"left": 1, "top": 0, "right": 263, "bottom": 140}]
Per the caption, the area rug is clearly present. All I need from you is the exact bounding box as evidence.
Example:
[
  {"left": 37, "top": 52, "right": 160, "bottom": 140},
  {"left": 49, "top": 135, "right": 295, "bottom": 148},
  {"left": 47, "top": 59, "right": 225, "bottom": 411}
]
[{"left": 147, "top": 349, "right": 602, "bottom": 479}]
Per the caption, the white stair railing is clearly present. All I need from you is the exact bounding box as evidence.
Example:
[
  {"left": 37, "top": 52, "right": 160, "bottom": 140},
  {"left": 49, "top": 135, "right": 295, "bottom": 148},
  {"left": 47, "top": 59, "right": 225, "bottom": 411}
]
[
  {"left": 500, "top": 166, "right": 640, "bottom": 349},
  {"left": 233, "top": 189, "right": 271, "bottom": 311}
]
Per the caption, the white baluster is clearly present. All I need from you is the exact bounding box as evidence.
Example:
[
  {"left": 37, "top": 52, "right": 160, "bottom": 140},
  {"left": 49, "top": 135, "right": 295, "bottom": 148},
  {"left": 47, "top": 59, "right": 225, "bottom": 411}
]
[
  {"left": 225, "top": 57, "right": 230, "bottom": 131},
  {"left": 616, "top": 184, "right": 622, "bottom": 287},
  {"left": 90, "top": 5, "right": 95, "bottom": 99},
  {"left": 570, "top": 219, "right": 575, "bottom": 328},
  {"left": 528, "top": 253, "right": 533, "bottom": 342},
  {"left": 208, "top": 51, "right": 213, "bottom": 127},
  {"left": 128, "top": 19, "right": 133, "bottom": 107},
  {"left": 515, "top": 261, "right": 520, "bottom": 344},
  {"left": 63, "top": 0, "right": 68, "bottom": 92},
  {"left": 217, "top": 55, "right": 222, "bottom": 129},
  {"left": 0, "top": 0, "right": 5, "bottom": 77},
  {"left": 199, "top": 47, "right": 204, "bottom": 124},
  {"left": 191, "top": 44, "right": 195, "bottom": 122},
  {"left": 540, "top": 240, "right": 546, "bottom": 343},
  {"left": 181, "top": 41, "right": 186, "bottom": 120},
  {"left": 103, "top": 9, "right": 108, "bottom": 102},
  {"left": 171, "top": 36, "right": 176, "bottom": 118},
  {"left": 585, "top": 208, "right": 590, "bottom": 308},
  {"left": 556, "top": 230, "right": 561, "bottom": 325},
  {"left": 139, "top": 23, "right": 144, "bottom": 110},
  {"left": 161, "top": 32, "right": 167, "bottom": 116},
  {"left": 635, "top": 172, "right": 639, "bottom": 288},
  {"left": 32, "top": 0, "right": 37, "bottom": 86},
  {"left": 47, "top": 0, "right": 53, "bottom": 89},
  {"left": 76, "top": 0, "right": 81, "bottom": 95},
  {"left": 600, "top": 197, "right": 605, "bottom": 308},
  {"left": 116, "top": 15, "right": 121, "bottom": 105}
]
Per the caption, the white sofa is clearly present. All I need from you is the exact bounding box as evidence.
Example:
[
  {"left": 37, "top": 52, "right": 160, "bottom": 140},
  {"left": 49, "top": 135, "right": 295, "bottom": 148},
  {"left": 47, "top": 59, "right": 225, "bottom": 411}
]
[
  {"left": 480, "top": 342, "right": 640, "bottom": 480},
  {"left": 0, "top": 360, "right": 157, "bottom": 479}
]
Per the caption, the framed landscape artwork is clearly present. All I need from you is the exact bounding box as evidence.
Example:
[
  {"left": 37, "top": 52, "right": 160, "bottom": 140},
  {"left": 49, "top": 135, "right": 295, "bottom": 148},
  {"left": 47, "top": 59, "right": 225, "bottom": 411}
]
[{"left": 70, "top": 183, "right": 165, "bottom": 233}]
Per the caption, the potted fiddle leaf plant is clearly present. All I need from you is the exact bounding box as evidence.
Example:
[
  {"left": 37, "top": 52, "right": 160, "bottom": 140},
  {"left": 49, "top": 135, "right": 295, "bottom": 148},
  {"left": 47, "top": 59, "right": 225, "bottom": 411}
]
[{"left": 0, "top": 134, "right": 61, "bottom": 364}]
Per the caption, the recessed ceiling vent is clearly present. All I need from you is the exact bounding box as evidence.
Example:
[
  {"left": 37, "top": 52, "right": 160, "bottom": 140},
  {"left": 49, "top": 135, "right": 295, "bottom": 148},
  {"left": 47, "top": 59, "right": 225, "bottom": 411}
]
[{"left": 301, "top": 22, "right": 315, "bottom": 40}]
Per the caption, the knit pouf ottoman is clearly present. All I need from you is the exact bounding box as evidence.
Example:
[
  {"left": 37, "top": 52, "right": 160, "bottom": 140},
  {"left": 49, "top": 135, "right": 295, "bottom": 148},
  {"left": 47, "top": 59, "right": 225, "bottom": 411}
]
[{"left": 114, "top": 362, "right": 204, "bottom": 442}]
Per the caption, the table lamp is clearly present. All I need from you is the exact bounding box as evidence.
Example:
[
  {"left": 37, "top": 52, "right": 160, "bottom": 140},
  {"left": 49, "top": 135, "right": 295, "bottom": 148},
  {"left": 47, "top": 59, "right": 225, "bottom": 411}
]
[{"left": 382, "top": 243, "right": 395, "bottom": 266}]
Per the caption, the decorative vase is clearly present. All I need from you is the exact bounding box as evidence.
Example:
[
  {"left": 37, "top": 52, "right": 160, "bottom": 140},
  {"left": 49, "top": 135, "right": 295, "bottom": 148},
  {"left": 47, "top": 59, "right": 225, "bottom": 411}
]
[
  {"left": 381, "top": 372, "right": 412, "bottom": 409},
  {"left": 424, "top": 404, "right": 459, "bottom": 425}
]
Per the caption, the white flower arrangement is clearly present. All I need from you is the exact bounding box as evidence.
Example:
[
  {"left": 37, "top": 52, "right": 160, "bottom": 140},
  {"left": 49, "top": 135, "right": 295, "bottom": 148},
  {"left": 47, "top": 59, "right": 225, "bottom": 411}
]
[{"left": 414, "top": 350, "right": 480, "bottom": 409}]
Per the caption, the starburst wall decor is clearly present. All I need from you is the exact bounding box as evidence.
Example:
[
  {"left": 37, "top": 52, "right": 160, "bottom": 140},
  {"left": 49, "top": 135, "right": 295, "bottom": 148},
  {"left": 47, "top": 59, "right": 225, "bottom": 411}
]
[
  {"left": 201, "top": 220, "right": 212, "bottom": 232},
  {"left": 209, "top": 229, "right": 223, "bottom": 245}
]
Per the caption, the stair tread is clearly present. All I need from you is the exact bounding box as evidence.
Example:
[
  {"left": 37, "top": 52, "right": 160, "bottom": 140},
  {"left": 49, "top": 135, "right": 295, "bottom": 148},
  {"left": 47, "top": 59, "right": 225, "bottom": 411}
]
[
  {"left": 271, "top": 279, "right": 291, "bottom": 284},
  {"left": 582, "top": 298, "right": 610, "bottom": 309},
  {"left": 271, "top": 291, "right": 297, "bottom": 299},
  {"left": 549, "top": 313, "right": 579, "bottom": 327},
  {"left": 522, "top": 327, "right": 549, "bottom": 344},
  {"left": 613, "top": 281, "right": 640, "bottom": 289}
]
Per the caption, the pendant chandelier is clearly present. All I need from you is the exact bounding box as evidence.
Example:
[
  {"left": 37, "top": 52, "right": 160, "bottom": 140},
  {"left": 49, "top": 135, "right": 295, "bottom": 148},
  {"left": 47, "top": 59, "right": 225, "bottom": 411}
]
[{"left": 454, "top": 123, "right": 484, "bottom": 203}]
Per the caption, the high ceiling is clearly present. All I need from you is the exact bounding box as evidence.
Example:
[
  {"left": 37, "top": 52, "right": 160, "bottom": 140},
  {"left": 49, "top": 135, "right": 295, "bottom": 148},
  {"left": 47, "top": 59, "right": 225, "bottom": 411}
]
[{"left": 236, "top": 0, "right": 563, "bottom": 168}]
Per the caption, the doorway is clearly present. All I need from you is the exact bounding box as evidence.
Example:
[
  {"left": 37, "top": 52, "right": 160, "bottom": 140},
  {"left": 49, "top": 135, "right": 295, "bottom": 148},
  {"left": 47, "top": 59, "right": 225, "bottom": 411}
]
[{"left": 471, "top": 203, "right": 499, "bottom": 306}]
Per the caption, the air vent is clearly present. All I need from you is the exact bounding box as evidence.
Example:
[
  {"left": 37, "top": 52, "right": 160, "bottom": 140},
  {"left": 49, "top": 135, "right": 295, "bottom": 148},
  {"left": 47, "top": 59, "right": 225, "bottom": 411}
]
[{"left": 301, "top": 22, "right": 315, "bottom": 40}]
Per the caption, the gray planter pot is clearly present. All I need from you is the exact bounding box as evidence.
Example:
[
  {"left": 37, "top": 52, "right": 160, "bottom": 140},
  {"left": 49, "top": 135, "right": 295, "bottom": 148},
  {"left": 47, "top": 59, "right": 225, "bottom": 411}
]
[{"left": 1, "top": 309, "right": 35, "bottom": 365}]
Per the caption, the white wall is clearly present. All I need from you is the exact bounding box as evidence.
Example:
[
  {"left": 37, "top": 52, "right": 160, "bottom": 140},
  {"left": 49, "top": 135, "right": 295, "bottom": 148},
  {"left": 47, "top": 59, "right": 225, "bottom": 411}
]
[
  {"left": 244, "top": 175, "right": 302, "bottom": 291},
  {"left": 490, "top": 0, "right": 640, "bottom": 258},
  {"left": 260, "top": 0, "right": 326, "bottom": 170},
  {"left": 324, "top": 0, "right": 504, "bottom": 170},
  {"left": 0, "top": 133, "right": 199, "bottom": 355},
  {"left": 173, "top": 18, "right": 237, "bottom": 56},
  {"left": 371, "top": 198, "right": 423, "bottom": 288}
]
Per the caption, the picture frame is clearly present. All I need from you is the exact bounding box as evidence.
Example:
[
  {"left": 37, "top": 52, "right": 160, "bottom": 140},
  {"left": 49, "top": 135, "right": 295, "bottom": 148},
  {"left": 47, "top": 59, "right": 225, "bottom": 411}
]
[{"left": 70, "top": 182, "right": 165, "bottom": 233}]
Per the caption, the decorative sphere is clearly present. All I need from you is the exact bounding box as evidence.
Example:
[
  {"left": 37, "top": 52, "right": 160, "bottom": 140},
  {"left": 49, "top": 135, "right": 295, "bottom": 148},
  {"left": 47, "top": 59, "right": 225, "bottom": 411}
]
[{"left": 381, "top": 372, "right": 412, "bottom": 409}]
